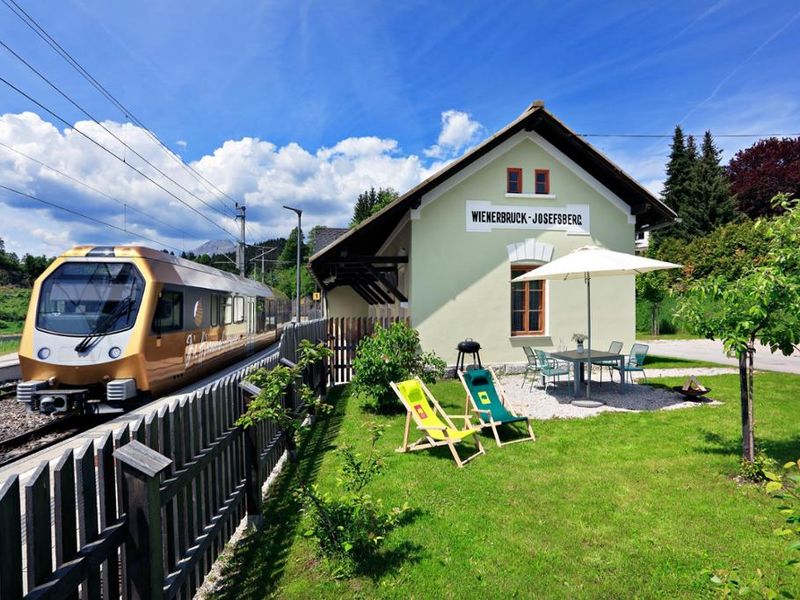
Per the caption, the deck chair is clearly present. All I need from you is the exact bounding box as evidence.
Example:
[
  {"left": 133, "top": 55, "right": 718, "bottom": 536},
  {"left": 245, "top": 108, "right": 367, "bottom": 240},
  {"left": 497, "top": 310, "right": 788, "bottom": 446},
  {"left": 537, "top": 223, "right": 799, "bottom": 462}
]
[
  {"left": 459, "top": 367, "right": 536, "bottom": 447},
  {"left": 390, "top": 378, "right": 485, "bottom": 468}
]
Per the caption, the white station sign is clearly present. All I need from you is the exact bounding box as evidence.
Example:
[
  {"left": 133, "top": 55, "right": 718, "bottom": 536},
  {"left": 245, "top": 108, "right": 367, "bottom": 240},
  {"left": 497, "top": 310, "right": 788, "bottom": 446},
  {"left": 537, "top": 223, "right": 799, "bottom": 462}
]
[{"left": 465, "top": 200, "right": 590, "bottom": 235}]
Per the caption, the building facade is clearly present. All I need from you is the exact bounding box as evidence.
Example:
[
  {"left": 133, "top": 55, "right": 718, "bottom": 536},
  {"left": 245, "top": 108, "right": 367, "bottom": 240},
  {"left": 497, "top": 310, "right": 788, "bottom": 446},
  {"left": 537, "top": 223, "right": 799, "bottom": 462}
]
[{"left": 310, "top": 102, "right": 676, "bottom": 366}]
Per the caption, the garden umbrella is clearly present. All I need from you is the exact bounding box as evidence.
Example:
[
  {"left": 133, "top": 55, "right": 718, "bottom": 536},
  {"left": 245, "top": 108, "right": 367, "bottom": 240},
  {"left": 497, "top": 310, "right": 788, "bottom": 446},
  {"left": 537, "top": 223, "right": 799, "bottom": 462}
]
[{"left": 511, "top": 245, "right": 680, "bottom": 399}]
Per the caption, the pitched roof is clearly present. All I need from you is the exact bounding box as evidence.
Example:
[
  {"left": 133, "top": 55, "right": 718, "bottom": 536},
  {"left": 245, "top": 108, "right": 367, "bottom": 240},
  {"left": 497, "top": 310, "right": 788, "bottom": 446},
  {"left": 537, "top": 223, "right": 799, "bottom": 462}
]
[
  {"left": 311, "top": 227, "right": 349, "bottom": 255},
  {"left": 309, "top": 102, "right": 677, "bottom": 283}
]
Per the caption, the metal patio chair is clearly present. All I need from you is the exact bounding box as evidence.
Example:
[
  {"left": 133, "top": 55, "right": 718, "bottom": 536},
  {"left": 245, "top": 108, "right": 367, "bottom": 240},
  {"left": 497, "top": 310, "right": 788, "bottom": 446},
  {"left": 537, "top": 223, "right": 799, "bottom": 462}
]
[
  {"left": 593, "top": 340, "right": 623, "bottom": 384},
  {"left": 611, "top": 343, "right": 649, "bottom": 385},
  {"left": 520, "top": 346, "right": 541, "bottom": 389},
  {"left": 534, "top": 349, "right": 570, "bottom": 392}
]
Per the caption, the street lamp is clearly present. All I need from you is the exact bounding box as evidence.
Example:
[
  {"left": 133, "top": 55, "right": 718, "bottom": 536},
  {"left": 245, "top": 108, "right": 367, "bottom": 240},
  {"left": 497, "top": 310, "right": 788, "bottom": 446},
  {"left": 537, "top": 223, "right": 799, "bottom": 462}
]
[{"left": 283, "top": 205, "right": 302, "bottom": 323}]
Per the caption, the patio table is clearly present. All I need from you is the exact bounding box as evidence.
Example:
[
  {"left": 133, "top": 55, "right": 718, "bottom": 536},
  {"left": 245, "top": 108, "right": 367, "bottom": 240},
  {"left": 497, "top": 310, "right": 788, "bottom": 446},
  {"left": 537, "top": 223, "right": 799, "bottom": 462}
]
[{"left": 548, "top": 349, "right": 625, "bottom": 398}]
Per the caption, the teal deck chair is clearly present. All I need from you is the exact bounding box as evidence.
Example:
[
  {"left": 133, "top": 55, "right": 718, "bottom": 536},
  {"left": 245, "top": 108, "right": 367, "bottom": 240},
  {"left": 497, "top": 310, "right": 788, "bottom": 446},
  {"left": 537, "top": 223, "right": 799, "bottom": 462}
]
[{"left": 459, "top": 367, "right": 536, "bottom": 447}]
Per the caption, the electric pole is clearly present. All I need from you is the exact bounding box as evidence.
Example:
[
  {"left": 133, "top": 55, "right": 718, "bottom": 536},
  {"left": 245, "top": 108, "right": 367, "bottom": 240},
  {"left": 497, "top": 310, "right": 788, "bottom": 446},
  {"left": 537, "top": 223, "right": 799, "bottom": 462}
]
[
  {"left": 235, "top": 203, "right": 246, "bottom": 277},
  {"left": 283, "top": 205, "right": 303, "bottom": 323}
]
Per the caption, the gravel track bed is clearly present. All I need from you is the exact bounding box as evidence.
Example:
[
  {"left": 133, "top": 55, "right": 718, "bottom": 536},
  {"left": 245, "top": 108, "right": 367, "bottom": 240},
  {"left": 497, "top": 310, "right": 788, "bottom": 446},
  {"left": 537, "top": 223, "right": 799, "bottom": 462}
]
[{"left": 0, "top": 396, "right": 58, "bottom": 443}]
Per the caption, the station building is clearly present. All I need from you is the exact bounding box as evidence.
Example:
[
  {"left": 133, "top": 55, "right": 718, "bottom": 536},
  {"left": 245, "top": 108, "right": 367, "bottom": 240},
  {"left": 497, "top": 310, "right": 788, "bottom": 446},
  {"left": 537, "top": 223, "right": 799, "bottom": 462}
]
[{"left": 309, "top": 101, "right": 677, "bottom": 366}]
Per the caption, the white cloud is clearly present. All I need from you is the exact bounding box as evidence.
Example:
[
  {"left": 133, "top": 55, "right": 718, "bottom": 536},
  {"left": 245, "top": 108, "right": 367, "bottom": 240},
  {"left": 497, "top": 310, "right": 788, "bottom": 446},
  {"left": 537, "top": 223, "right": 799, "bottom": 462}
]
[
  {"left": 424, "top": 109, "right": 484, "bottom": 159},
  {"left": 176, "top": 140, "right": 188, "bottom": 149},
  {"left": 0, "top": 111, "right": 438, "bottom": 256}
]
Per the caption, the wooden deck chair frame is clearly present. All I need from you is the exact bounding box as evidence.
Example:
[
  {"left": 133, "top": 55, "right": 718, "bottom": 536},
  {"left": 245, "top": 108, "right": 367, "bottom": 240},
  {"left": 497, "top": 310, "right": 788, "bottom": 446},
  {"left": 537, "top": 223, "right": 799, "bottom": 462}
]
[
  {"left": 390, "top": 378, "right": 485, "bottom": 468},
  {"left": 458, "top": 367, "right": 536, "bottom": 448}
]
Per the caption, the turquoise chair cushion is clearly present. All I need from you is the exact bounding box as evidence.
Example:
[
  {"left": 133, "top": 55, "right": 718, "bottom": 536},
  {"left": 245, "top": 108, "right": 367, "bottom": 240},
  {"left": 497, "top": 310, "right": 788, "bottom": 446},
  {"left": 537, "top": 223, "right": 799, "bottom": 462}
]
[{"left": 463, "top": 369, "right": 527, "bottom": 425}]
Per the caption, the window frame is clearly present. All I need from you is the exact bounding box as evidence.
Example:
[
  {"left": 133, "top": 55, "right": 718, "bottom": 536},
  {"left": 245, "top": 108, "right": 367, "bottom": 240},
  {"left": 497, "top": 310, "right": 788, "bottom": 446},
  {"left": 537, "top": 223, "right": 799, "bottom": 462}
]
[
  {"left": 234, "top": 296, "right": 245, "bottom": 323},
  {"left": 210, "top": 294, "right": 219, "bottom": 326},
  {"left": 510, "top": 265, "right": 546, "bottom": 336},
  {"left": 506, "top": 167, "right": 523, "bottom": 194},
  {"left": 152, "top": 289, "right": 183, "bottom": 333},
  {"left": 534, "top": 169, "right": 550, "bottom": 195}
]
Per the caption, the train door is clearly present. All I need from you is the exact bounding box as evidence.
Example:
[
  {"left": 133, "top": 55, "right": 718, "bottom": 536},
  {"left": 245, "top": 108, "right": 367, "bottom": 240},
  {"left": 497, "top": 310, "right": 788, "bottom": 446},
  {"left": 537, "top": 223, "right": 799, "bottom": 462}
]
[{"left": 246, "top": 296, "right": 256, "bottom": 354}]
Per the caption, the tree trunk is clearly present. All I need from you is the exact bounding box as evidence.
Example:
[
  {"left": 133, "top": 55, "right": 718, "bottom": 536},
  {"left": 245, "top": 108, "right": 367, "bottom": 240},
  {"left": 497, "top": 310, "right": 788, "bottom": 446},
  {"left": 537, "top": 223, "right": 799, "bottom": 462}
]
[
  {"left": 651, "top": 304, "right": 660, "bottom": 336},
  {"left": 739, "top": 348, "right": 755, "bottom": 463}
]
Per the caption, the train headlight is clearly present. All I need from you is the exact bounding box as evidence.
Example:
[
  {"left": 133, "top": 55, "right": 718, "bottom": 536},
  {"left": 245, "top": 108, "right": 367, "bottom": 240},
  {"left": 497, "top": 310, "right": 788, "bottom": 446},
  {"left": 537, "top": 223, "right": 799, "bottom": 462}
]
[
  {"left": 37, "top": 347, "right": 51, "bottom": 360},
  {"left": 108, "top": 346, "right": 122, "bottom": 359}
]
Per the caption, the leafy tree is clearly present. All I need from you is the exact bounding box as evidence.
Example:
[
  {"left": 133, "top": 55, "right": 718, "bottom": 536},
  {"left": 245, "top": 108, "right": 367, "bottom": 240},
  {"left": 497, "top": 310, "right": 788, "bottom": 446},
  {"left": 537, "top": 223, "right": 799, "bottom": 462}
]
[
  {"left": 636, "top": 267, "right": 669, "bottom": 336},
  {"left": 350, "top": 187, "right": 399, "bottom": 227},
  {"left": 727, "top": 136, "right": 800, "bottom": 219},
  {"left": 676, "top": 195, "right": 800, "bottom": 463},
  {"left": 272, "top": 227, "right": 315, "bottom": 300},
  {"left": 22, "top": 254, "right": 52, "bottom": 285}
]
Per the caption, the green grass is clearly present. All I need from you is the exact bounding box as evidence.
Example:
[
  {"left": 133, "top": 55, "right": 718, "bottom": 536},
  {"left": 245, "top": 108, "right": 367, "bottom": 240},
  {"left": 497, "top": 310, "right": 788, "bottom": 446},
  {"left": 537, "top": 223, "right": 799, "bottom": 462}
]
[
  {"left": 643, "top": 354, "right": 727, "bottom": 370},
  {"left": 637, "top": 331, "right": 702, "bottom": 341},
  {"left": 214, "top": 373, "right": 800, "bottom": 599},
  {"left": 0, "top": 286, "right": 30, "bottom": 334},
  {"left": 0, "top": 338, "right": 19, "bottom": 354}
]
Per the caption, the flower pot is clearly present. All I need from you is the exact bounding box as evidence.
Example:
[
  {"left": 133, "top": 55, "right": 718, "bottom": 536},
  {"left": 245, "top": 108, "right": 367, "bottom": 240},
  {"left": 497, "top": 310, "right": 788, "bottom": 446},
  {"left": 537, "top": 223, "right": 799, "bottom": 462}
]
[{"left": 576, "top": 341, "right": 585, "bottom": 353}]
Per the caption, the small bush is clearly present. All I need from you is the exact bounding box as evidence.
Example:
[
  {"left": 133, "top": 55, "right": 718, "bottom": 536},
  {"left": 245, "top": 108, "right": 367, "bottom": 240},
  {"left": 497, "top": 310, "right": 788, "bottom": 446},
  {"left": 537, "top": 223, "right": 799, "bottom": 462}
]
[
  {"left": 738, "top": 447, "right": 777, "bottom": 483},
  {"left": 296, "top": 423, "right": 409, "bottom": 577},
  {"left": 351, "top": 322, "right": 446, "bottom": 413}
]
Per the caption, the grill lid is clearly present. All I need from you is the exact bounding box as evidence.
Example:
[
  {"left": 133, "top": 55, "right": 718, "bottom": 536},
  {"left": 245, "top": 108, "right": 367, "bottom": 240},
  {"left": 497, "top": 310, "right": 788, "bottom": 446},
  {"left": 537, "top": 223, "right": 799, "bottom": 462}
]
[{"left": 457, "top": 339, "right": 481, "bottom": 353}]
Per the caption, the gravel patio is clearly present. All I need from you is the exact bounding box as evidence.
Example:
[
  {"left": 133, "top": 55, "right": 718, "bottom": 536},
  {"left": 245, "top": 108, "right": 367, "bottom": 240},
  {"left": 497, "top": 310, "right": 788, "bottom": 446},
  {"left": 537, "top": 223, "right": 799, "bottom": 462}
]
[{"left": 497, "top": 367, "right": 732, "bottom": 420}]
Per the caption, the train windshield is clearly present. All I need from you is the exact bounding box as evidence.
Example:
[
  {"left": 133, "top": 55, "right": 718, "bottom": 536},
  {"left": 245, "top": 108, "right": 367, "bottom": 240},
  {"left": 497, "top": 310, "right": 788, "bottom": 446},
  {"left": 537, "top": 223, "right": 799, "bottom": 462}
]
[{"left": 36, "top": 262, "right": 145, "bottom": 336}]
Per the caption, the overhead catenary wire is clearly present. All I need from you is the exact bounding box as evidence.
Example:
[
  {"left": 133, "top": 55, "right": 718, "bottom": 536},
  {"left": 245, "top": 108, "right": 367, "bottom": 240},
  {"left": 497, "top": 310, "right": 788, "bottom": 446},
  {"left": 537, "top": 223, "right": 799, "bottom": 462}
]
[
  {"left": 1, "top": 0, "right": 238, "bottom": 216},
  {"left": 0, "top": 183, "right": 185, "bottom": 253},
  {"left": 0, "top": 139, "right": 193, "bottom": 242},
  {"left": 0, "top": 38, "right": 237, "bottom": 228},
  {"left": 576, "top": 132, "right": 800, "bottom": 139},
  {"left": 0, "top": 75, "right": 239, "bottom": 242}
]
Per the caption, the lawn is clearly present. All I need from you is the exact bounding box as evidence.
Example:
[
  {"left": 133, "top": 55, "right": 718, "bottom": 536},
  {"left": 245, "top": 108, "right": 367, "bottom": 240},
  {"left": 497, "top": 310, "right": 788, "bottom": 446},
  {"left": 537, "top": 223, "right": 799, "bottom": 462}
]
[
  {"left": 213, "top": 373, "right": 800, "bottom": 599},
  {"left": 0, "top": 286, "right": 30, "bottom": 334},
  {"left": 643, "top": 354, "right": 726, "bottom": 370},
  {"left": 637, "top": 332, "right": 701, "bottom": 341},
  {"left": 0, "top": 338, "right": 20, "bottom": 354}
]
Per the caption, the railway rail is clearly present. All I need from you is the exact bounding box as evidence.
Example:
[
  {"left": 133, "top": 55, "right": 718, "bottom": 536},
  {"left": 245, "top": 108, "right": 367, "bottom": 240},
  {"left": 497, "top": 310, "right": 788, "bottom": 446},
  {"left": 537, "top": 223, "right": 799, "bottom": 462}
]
[{"left": 0, "top": 413, "right": 85, "bottom": 467}]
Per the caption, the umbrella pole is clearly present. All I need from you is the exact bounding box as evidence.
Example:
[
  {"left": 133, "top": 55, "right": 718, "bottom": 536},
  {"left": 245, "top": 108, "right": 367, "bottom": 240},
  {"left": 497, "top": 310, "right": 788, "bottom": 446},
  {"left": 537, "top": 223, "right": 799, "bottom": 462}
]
[{"left": 586, "top": 272, "right": 591, "bottom": 399}]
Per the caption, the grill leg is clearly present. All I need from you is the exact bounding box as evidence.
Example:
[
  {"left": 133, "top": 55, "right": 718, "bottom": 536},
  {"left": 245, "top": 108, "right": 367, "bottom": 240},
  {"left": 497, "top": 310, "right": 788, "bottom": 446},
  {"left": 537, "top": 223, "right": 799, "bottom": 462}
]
[{"left": 475, "top": 351, "right": 482, "bottom": 368}]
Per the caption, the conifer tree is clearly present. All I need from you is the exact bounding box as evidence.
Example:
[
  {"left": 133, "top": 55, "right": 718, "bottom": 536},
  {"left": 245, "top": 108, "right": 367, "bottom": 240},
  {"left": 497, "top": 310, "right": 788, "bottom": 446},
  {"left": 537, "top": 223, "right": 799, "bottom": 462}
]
[
  {"left": 661, "top": 125, "right": 688, "bottom": 214},
  {"left": 690, "top": 131, "right": 735, "bottom": 234},
  {"left": 655, "top": 126, "right": 693, "bottom": 244},
  {"left": 350, "top": 187, "right": 399, "bottom": 226}
]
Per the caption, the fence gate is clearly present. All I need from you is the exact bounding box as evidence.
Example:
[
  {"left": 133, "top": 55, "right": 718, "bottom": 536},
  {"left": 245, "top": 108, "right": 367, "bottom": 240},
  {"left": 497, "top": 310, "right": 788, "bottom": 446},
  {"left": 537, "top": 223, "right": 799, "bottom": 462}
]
[{"left": 326, "top": 317, "right": 409, "bottom": 384}]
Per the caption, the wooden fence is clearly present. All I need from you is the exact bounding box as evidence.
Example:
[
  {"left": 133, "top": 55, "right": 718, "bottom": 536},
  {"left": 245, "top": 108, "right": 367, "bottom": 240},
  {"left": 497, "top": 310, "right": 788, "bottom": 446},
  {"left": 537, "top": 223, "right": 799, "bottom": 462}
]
[
  {"left": 326, "top": 317, "right": 409, "bottom": 384},
  {"left": 0, "top": 319, "right": 327, "bottom": 600}
]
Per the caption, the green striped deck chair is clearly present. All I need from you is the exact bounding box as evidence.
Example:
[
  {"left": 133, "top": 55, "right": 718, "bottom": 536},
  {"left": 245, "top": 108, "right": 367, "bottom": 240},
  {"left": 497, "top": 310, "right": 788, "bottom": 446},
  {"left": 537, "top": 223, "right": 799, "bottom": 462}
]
[{"left": 459, "top": 367, "right": 536, "bottom": 447}]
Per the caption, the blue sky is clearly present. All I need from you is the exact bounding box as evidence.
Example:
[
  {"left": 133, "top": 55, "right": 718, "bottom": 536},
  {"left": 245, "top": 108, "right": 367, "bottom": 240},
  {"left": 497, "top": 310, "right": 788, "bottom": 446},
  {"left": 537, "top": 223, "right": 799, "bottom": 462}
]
[{"left": 1, "top": 0, "right": 799, "bottom": 256}]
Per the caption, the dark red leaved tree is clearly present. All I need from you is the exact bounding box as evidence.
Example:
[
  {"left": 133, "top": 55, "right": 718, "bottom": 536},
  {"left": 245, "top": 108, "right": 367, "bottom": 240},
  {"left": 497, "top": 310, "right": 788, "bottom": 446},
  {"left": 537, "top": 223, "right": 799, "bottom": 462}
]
[{"left": 726, "top": 137, "right": 800, "bottom": 218}]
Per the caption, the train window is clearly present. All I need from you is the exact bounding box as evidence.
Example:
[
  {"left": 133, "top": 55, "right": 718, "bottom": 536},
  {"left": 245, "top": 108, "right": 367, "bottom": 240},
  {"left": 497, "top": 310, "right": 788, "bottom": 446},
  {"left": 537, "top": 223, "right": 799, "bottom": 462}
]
[
  {"left": 210, "top": 295, "right": 219, "bottom": 326},
  {"left": 234, "top": 296, "right": 245, "bottom": 323},
  {"left": 223, "top": 296, "right": 233, "bottom": 325},
  {"left": 256, "top": 297, "right": 266, "bottom": 331},
  {"left": 36, "top": 261, "right": 144, "bottom": 336},
  {"left": 152, "top": 290, "right": 183, "bottom": 333}
]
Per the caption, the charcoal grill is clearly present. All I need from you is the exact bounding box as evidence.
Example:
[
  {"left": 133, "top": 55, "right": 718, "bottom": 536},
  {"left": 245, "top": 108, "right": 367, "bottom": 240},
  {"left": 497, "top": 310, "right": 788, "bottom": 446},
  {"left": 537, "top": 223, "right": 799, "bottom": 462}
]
[{"left": 455, "top": 339, "right": 482, "bottom": 373}]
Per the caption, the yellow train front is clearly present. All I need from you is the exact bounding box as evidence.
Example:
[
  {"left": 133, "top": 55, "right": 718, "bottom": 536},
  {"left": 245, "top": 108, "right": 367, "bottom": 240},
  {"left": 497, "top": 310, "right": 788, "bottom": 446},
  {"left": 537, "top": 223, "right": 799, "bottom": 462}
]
[{"left": 17, "top": 246, "right": 290, "bottom": 414}]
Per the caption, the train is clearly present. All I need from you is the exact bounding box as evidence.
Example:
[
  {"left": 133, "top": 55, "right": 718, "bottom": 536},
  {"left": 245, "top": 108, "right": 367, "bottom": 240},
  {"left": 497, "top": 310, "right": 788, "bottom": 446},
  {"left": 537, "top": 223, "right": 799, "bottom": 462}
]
[{"left": 17, "top": 245, "right": 291, "bottom": 414}]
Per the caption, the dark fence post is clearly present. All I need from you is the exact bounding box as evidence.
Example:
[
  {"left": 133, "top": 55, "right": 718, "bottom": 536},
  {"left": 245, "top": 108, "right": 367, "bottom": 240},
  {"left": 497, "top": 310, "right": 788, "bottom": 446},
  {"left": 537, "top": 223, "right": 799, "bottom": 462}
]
[
  {"left": 115, "top": 440, "right": 173, "bottom": 600},
  {"left": 239, "top": 380, "right": 264, "bottom": 528}
]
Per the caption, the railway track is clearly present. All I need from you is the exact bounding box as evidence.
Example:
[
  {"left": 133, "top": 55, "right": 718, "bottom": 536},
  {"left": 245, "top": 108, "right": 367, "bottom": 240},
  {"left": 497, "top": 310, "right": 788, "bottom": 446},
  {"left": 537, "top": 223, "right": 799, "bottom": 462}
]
[
  {"left": 0, "top": 414, "right": 119, "bottom": 468},
  {"left": 0, "top": 381, "right": 16, "bottom": 401}
]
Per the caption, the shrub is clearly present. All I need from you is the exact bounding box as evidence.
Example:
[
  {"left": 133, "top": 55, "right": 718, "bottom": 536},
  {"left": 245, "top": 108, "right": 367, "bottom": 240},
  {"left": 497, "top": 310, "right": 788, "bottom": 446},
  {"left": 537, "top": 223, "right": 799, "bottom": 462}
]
[
  {"left": 706, "top": 458, "right": 800, "bottom": 597},
  {"left": 296, "top": 423, "right": 409, "bottom": 577},
  {"left": 237, "top": 339, "right": 332, "bottom": 460},
  {"left": 738, "top": 447, "right": 778, "bottom": 483},
  {"left": 351, "top": 321, "right": 446, "bottom": 412}
]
